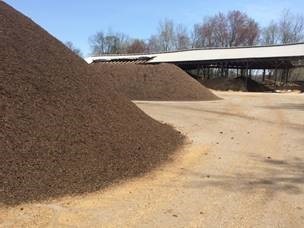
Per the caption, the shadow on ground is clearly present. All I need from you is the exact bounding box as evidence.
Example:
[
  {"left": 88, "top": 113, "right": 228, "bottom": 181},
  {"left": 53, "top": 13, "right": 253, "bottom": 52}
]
[{"left": 178, "top": 155, "right": 304, "bottom": 196}]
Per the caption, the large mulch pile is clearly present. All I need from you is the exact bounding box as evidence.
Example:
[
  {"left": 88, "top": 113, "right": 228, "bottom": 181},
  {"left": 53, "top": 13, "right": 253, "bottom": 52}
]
[
  {"left": 92, "top": 63, "right": 218, "bottom": 101},
  {"left": 201, "top": 77, "right": 274, "bottom": 92},
  {"left": 0, "top": 2, "right": 184, "bottom": 206}
]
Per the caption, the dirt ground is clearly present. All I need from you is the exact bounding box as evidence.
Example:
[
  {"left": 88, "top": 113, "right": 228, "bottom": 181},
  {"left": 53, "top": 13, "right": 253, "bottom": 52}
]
[{"left": 1, "top": 91, "right": 304, "bottom": 227}]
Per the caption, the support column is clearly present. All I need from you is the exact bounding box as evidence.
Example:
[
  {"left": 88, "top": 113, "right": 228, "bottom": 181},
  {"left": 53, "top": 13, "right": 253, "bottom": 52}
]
[
  {"left": 262, "top": 69, "right": 266, "bottom": 82},
  {"left": 225, "top": 64, "right": 229, "bottom": 78},
  {"left": 248, "top": 69, "right": 252, "bottom": 79},
  {"left": 240, "top": 68, "right": 245, "bottom": 78},
  {"left": 245, "top": 62, "right": 249, "bottom": 89},
  {"left": 217, "top": 63, "right": 220, "bottom": 78},
  {"left": 285, "top": 68, "right": 290, "bottom": 84},
  {"left": 196, "top": 64, "right": 200, "bottom": 79},
  {"left": 274, "top": 64, "right": 278, "bottom": 88}
]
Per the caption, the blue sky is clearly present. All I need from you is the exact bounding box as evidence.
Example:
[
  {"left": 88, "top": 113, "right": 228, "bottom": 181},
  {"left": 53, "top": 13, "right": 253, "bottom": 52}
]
[{"left": 5, "top": 0, "right": 304, "bottom": 56}]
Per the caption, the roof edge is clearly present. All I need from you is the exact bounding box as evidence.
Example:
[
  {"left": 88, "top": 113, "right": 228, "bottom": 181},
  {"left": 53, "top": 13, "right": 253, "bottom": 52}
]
[{"left": 88, "top": 42, "right": 304, "bottom": 58}]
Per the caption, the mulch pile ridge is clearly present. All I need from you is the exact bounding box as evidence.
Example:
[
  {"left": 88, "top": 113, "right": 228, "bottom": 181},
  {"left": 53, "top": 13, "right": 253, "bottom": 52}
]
[
  {"left": 0, "top": 2, "right": 184, "bottom": 206},
  {"left": 92, "top": 63, "right": 218, "bottom": 101},
  {"left": 201, "top": 77, "right": 274, "bottom": 92}
]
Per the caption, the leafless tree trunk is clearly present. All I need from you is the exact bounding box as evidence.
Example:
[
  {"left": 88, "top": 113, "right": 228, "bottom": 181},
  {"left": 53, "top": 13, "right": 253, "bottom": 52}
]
[
  {"left": 279, "top": 10, "right": 304, "bottom": 43},
  {"left": 191, "top": 24, "right": 204, "bottom": 48},
  {"left": 147, "top": 35, "right": 161, "bottom": 53},
  {"left": 261, "top": 21, "right": 279, "bottom": 45},
  {"left": 89, "top": 32, "right": 106, "bottom": 55},
  {"left": 175, "top": 24, "right": 190, "bottom": 50},
  {"left": 157, "top": 19, "right": 176, "bottom": 52}
]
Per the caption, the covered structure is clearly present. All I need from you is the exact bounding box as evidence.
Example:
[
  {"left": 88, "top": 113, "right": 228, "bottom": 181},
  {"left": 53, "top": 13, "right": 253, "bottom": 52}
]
[{"left": 86, "top": 43, "right": 304, "bottom": 84}]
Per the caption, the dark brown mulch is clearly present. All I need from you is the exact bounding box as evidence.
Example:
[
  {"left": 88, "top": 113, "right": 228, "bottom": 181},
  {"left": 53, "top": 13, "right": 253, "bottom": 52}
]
[
  {"left": 0, "top": 2, "right": 184, "bottom": 206},
  {"left": 201, "top": 77, "right": 274, "bottom": 92},
  {"left": 91, "top": 63, "right": 219, "bottom": 101},
  {"left": 265, "top": 80, "right": 304, "bottom": 92}
]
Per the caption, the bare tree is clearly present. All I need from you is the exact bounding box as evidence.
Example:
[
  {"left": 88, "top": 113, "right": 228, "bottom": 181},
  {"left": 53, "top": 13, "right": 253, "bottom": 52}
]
[
  {"left": 104, "top": 32, "right": 129, "bottom": 54},
  {"left": 261, "top": 21, "right": 279, "bottom": 45},
  {"left": 148, "top": 19, "right": 178, "bottom": 52},
  {"left": 246, "top": 19, "right": 260, "bottom": 45},
  {"left": 175, "top": 24, "right": 190, "bottom": 50},
  {"left": 191, "top": 21, "right": 215, "bottom": 48},
  {"left": 65, "top": 41, "right": 83, "bottom": 57},
  {"left": 88, "top": 9, "right": 304, "bottom": 56},
  {"left": 191, "top": 24, "right": 203, "bottom": 48},
  {"left": 89, "top": 32, "right": 106, "bottom": 55},
  {"left": 147, "top": 35, "right": 161, "bottom": 53},
  {"left": 260, "top": 10, "right": 304, "bottom": 45},
  {"left": 200, "top": 17, "right": 216, "bottom": 47},
  {"left": 213, "top": 13, "right": 229, "bottom": 47},
  {"left": 89, "top": 31, "right": 130, "bottom": 55},
  {"left": 192, "top": 11, "right": 259, "bottom": 48},
  {"left": 227, "top": 10, "right": 259, "bottom": 46},
  {"left": 157, "top": 19, "right": 176, "bottom": 52},
  {"left": 279, "top": 9, "right": 304, "bottom": 43},
  {"left": 127, "top": 39, "right": 147, "bottom": 53}
]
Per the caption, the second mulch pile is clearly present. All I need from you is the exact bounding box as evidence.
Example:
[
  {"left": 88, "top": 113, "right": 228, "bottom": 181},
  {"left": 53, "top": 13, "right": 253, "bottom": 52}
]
[
  {"left": 201, "top": 77, "right": 274, "bottom": 92},
  {"left": 92, "top": 63, "right": 218, "bottom": 101},
  {"left": 0, "top": 2, "right": 184, "bottom": 206}
]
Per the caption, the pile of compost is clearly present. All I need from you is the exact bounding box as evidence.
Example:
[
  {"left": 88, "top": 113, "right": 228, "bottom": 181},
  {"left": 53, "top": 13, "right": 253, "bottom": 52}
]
[
  {"left": 92, "top": 63, "right": 218, "bottom": 101},
  {"left": 201, "top": 77, "right": 273, "bottom": 92},
  {"left": 0, "top": 2, "right": 184, "bottom": 206}
]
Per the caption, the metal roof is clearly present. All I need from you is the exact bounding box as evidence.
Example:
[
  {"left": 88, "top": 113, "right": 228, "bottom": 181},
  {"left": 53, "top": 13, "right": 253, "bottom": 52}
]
[
  {"left": 86, "top": 43, "right": 304, "bottom": 64},
  {"left": 86, "top": 54, "right": 155, "bottom": 64}
]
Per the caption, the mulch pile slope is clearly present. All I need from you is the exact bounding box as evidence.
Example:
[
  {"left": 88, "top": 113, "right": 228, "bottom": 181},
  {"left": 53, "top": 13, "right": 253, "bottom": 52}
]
[
  {"left": 201, "top": 77, "right": 274, "bottom": 92},
  {"left": 0, "top": 2, "right": 184, "bottom": 206},
  {"left": 92, "top": 63, "right": 218, "bottom": 101}
]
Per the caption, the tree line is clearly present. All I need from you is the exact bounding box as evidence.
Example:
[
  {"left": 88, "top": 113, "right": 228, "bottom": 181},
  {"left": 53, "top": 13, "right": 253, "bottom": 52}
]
[{"left": 66, "top": 10, "right": 304, "bottom": 56}]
